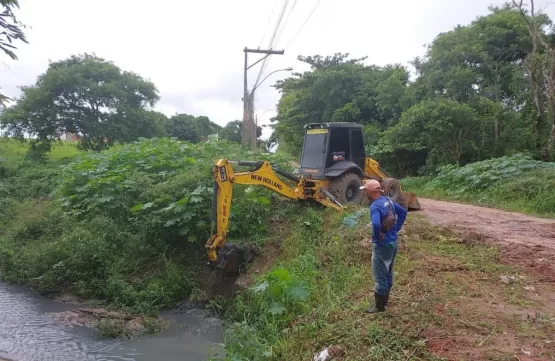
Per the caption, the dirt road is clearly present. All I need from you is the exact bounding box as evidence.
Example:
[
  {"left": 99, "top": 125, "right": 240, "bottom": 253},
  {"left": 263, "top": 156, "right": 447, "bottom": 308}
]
[
  {"left": 418, "top": 198, "right": 555, "bottom": 282},
  {"left": 418, "top": 198, "right": 555, "bottom": 249}
]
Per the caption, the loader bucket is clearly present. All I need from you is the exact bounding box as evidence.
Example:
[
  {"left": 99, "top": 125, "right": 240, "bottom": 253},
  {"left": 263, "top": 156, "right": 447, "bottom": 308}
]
[{"left": 402, "top": 191, "right": 422, "bottom": 211}]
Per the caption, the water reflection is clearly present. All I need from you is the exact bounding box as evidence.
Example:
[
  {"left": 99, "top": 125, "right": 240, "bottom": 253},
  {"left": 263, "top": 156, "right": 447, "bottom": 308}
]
[{"left": 0, "top": 283, "right": 224, "bottom": 361}]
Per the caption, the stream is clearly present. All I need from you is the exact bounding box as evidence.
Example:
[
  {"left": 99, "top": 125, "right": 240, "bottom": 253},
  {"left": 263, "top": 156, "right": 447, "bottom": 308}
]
[{"left": 0, "top": 283, "right": 225, "bottom": 361}]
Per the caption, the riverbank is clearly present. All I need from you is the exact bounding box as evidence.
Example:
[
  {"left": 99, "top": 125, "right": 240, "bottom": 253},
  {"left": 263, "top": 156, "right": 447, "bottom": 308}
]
[
  {"left": 210, "top": 206, "right": 555, "bottom": 360},
  {"left": 0, "top": 138, "right": 296, "bottom": 338}
]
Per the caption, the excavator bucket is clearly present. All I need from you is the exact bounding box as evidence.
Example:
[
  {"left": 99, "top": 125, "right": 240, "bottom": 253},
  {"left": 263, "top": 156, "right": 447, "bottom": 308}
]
[
  {"left": 402, "top": 191, "right": 422, "bottom": 211},
  {"left": 212, "top": 243, "right": 259, "bottom": 276}
]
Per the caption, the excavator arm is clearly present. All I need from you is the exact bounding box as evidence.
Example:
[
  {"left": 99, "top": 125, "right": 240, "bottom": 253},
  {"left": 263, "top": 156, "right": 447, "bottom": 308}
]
[{"left": 205, "top": 159, "right": 304, "bottom": 273}]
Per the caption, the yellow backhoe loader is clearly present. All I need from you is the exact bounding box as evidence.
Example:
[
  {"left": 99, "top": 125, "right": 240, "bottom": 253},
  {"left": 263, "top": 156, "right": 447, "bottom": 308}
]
[{"left": 205, "top": 122, "right": 421, "bottom": 274}]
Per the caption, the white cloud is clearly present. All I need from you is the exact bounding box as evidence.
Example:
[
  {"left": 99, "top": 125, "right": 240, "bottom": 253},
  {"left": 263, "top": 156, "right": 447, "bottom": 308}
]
[{"left": 2, "top": 0, "right": 554, "bottom": 140}]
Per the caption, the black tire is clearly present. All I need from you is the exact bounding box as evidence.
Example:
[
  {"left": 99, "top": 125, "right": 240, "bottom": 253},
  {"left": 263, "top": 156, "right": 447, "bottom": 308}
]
[
  {"left": 382, "top": 177, "right": 402, "bottom": 203},
  {"left": 329, "top": 172, "right": 363, "bottom": 205}
]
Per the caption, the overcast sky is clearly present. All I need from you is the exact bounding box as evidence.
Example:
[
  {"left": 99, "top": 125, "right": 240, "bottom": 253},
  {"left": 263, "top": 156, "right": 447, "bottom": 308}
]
[{"left": 2, "top": 0, "right": 554, "bottom": 139}]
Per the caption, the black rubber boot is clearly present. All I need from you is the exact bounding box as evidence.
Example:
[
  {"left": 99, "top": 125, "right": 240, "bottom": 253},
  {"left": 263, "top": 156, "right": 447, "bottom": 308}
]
[
  {"left": 365, "top": 292, "right": 386, "bottom": 314},
  {"left": 384, "top": 291, "right": 389, "bottom": 307}
]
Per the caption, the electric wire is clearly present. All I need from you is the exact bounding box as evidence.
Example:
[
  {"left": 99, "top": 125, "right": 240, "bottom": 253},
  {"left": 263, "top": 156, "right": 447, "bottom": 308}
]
[
  {"left": 253, "top": 0, "right": 290, "bottom": 90},
  {"left": 284, "top": 0, "right": 323, "bottom": 50}
]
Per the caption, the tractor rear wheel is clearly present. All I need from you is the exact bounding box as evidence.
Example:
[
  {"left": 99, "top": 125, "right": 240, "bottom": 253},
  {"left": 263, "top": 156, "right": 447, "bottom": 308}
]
[
  {"left": 329, "top": 172, "right": 363, "bottom": 205},
  {"left": 382, "top": 177, "right": 402, "bottom": 203}
]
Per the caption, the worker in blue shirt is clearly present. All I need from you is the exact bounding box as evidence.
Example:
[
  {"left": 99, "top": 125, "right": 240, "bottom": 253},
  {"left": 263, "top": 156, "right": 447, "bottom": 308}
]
[{"left": 360, "top": 179, "right": 407, "bottom": 313}]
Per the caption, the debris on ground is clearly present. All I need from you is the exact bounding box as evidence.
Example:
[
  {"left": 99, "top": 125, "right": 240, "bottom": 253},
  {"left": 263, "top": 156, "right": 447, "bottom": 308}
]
[
  {"left": 313, "top": 344, "right": 345, "bottom": 361},
  {"left": 342, "top": 208, "right": 367, "bottom": 228},
  {"left": 501, "top": 275, "right": 517, "bottom": 284}
]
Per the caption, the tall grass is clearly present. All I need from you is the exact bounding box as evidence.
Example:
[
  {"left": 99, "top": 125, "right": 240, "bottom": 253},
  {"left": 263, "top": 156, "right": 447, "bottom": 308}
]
[{"left": 210, "top": 207, "right": 554, "bottom": 360}]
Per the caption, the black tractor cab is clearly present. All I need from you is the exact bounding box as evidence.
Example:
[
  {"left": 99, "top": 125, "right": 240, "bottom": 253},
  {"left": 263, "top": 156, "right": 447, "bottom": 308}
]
[{"left": 294, "top": 122, "right": 366, "bottom": 180}]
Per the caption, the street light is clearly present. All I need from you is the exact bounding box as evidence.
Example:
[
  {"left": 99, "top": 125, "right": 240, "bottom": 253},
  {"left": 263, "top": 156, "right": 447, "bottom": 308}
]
[
  {"left": 244, "top": 67, "right": 293, "bottom": 150},
  {"left": 251, "top": 67, "right": 293, "bottom": 93}
]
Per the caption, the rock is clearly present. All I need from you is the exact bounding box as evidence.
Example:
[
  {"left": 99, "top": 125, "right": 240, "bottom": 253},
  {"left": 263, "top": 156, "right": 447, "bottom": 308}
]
[
  {"left": 500, "top": 275, "right": 517, "bottom": 284},
  {"left": 524, "top": 286, "right": 536, "bottom": 292}
]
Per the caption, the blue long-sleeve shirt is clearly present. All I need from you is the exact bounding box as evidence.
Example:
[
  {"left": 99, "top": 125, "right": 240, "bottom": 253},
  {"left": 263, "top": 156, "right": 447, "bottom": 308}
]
[{"left": 369, "top": 195, "right": 408, "bottom": 245}]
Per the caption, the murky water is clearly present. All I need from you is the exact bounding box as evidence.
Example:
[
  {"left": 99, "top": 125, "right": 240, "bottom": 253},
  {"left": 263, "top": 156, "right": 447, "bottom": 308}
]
[{"left": 0, "top": 283, "right": 224, "bottom": 361}]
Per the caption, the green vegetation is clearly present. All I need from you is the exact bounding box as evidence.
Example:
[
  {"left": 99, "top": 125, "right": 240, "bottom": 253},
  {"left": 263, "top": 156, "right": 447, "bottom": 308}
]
[
  {"left": 209, "top": 210, "right": 554, "bottom": 360},
  {"left": 0, "top": 138, "right": 81, "bottom": 165},
  {"left": 0, "top": 0, "right": 27, "bottom": 104},
  {"left": 0, "top": 137, "right": 294, "bottom": 315},
  {"left": 402, "top": 154, "right": 555, "bottom": 217},
  {"left": 273, "top": 3, "right": 555, "bottom": 171}
]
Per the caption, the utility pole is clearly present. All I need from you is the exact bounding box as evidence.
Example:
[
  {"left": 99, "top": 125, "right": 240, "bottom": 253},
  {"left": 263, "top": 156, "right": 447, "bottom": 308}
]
[{"left": 242, "top": 47, "right": 284, "bottom": 150}]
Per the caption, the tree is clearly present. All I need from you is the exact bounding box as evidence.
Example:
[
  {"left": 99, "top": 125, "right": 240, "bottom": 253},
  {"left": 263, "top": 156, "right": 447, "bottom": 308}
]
[
  {"left": 273, "top": 53, "right": 411, "bottom": 155},
  {"left": 513, "top": 0, "right": 555, "bottom": 160},
  {"left": 165, "top": 114, "right": 221, "bottom": 142},
  {"left": 0, "top": 53, "right": 160, "bottom": 152},
  {"left": 386, "top": 99, "right": 481, "bottom": 167},
  {"left": 1, "top": 0, "right": 28, "bottom": 104},
  {"left": 219, "top": 120, "right": 262, "bottom": 143}
]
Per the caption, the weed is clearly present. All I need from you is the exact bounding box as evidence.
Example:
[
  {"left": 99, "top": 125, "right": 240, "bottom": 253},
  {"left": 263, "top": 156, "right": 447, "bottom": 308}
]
[{"left": 98, "top": 319, "right": 126, "bottom": 338}]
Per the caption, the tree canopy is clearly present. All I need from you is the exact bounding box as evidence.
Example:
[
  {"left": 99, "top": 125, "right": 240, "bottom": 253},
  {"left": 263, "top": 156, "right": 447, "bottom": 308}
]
[
  {"left": 165, "top": 114, "right": 222, "bottom": 142},
  {"left": 1, "top": 53, "right": 161, "bottom": 152},
  {"left": 271, "top": 2, "right": 555, "bottom": 175},
  {"left": 219, "top": 120, "right": 262, "bottom": 143},
  {"left": 1, "top": 0, "right": 27, "bottom": 104}
]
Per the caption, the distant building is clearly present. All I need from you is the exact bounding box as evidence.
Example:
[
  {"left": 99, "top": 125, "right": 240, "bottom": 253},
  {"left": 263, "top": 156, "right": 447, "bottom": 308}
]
[{"left": 60, "top": 132, "right": 80, "bottom": 142}]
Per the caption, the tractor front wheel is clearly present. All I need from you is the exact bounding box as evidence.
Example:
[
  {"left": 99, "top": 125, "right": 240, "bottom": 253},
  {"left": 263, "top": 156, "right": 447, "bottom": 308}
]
[{"left": 329, "top": 172, "right": 363, "bottom": 206}]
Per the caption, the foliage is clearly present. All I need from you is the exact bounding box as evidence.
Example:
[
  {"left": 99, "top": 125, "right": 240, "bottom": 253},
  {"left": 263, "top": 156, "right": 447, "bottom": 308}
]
[
  {"left": 219, "top": 120, "right": 262, "bottom": 143},
  {"left": 272, "top": 3, "right": 555, "bottom": 172},
  {"left": 272, "top": 53, "right": 411, "bottom": 157},
  {"left": 402, "top": 154, "right": 555, "bottom": 216},
  {"left": 0, "top": 0, "right": 27, "bottom": 104},
  {"left": 0, "top": 0, "right": 25, "bottom": 60},
  {"left": 384, "top": 98, "right": 481, "bottom": 166},
  {"left": 0, "top": 53, "right": 161, "bottom": 153},
  {"left": 0, "top": 138, "right": 296, "bottom": 314},
  {"left": 165, "top": 114, "right": 221, "bottom": 143}
]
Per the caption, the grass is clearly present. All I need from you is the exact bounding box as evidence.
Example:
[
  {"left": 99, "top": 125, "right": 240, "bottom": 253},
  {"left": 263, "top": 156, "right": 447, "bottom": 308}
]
[
  {"left": 209, "top": 209, "right": 555, "bottom": 360},
  {"left": 0, "top": 137, "right": 81, "bottom": 166}
]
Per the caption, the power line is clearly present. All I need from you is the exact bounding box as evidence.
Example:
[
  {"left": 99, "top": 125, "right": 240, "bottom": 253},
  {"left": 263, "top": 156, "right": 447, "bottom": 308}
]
[
  {"left": 258, "top": 0, "right": 279, "bottom": 48},
  {"left": 273, "top": 0, "right": 298, "bottom": 48},
  {"left": 284, "top": 0, "right": 323, "bottom": 50},
  {"left": 255, "top": 0, "right": 297, "bottom": 89},
  {"left": 254, "top": 0, "right": 290, "bottom": 89}
]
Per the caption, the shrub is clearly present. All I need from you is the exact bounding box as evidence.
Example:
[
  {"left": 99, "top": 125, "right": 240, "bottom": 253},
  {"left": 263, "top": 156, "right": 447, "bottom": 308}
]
[
  {"left": 429, "top": 153, "right": 555, "bottom": 193},
  {"left": 0, "top": 138, "right": 297, "bottom": 313},
  {"left": 401, "top": 154, "right": 555, "bottom": 216}
]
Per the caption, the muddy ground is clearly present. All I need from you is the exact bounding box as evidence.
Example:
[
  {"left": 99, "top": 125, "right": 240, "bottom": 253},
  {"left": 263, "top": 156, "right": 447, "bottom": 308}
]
[
  {"left": 419, "top": 198, "right": 555, "bottom": 283},
  {"left": 417, "top": 198, "right": 555, "bottom": 361},
  {"left": 418, "top": 198, "right": 555, "bottom": 249}
]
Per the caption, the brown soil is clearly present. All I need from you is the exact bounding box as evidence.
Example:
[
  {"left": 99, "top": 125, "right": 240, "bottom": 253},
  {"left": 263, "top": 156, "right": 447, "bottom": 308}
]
[
  {"left": 416, "top": 198, "right": 555, "bottom": 360},
  {"left": 419, "top": 198, "right": 555, "bottom": 284},
  {"left": 418, "top": 198, "right": 555, "bottom": 249}
]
